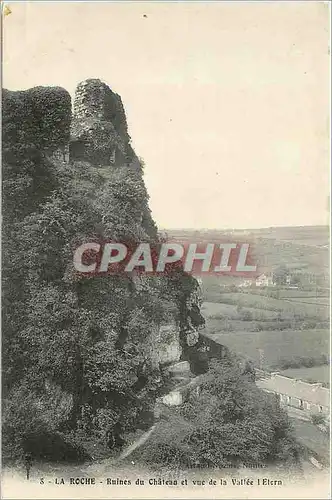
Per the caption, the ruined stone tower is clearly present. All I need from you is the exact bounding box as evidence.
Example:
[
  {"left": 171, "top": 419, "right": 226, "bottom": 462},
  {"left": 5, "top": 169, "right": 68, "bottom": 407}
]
[{"left": 70, "top": 79, "right": 134, "bottom": 167}]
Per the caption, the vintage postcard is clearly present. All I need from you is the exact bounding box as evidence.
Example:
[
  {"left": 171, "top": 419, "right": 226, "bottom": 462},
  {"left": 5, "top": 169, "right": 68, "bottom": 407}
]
[{"left": 1, "top": 1, "right": 330, "bottom": 499}]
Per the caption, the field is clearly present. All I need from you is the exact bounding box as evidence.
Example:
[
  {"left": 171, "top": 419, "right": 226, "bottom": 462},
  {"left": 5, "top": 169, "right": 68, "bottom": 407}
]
[
  {"left": 201, "top": 301, "right": 279, "bottom": 320},
  {"left": 213, "top": 292, "right": 330, "bottom": 320},
  {"left": 204, "top": 329, "right": 329, "bottom": 369},
  {"left": 280, "top": 366, "right": 330, "bottom": 386},
  {"left": 277, "top": 289, "right": 329, "bottom": 299},
  {"left": 170, "top": 225, "right": 330, "bottom": 373},
  {"left": 285, "top": 297, "right": 330, "bottom": 306},
  {"left": 202, "top": 292, "right": 329, "bottom": 370}
]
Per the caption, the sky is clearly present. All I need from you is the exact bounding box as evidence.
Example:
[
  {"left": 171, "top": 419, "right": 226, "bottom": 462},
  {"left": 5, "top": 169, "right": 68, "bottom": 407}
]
[{"left": 3, "top": 1, "right": 330, "bottom": 229}]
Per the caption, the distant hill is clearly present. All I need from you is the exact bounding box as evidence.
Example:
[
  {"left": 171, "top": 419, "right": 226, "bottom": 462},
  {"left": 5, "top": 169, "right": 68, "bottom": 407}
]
[{"left": 165, "top": 225, "right": 329, "bottom": 278}]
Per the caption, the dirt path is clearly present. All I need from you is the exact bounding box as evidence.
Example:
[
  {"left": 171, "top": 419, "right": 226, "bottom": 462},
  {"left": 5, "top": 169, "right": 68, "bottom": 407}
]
[{"left": 117, "top": 423, "right": 159, "bottom": 462}]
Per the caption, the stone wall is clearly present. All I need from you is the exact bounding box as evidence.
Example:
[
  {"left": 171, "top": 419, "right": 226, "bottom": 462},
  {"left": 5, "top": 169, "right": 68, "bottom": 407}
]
[
  {"left": 71, "top": 79, "right": 131, "bottom": 166},
  {"left": 73, "top": 79, "right": 129, "bottom": 141},
  {"left": 147, "top": 321, "right": 182, "bottom": 369},
  {"left": 73, "top": 80, "right": 107, "bottom": 120}
]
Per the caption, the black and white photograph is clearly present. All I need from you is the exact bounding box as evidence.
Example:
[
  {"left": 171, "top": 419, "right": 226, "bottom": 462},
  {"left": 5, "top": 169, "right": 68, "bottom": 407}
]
[{"left": 1, "top": 2, "right": 330, "bottom": 498}]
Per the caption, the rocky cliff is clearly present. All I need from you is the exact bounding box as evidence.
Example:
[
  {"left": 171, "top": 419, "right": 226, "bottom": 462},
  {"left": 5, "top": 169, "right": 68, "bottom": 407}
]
[
  {"left": 69, "top": 78, "right": 206, "bottom": 366},
  {"left": 72, "top": 79, "right": 207, "bottom": 368},
  {"left": 2, "top": 78, "right": 206, "bottom": 459}
]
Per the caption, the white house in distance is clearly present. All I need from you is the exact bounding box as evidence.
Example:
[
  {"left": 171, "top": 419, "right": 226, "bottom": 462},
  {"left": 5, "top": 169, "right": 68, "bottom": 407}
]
[
  {"left": 255, "top": 273, "right": 275, "bottom": 287},
  {"left": 238, "top": 273, "right": 274, "bottom": 288}
]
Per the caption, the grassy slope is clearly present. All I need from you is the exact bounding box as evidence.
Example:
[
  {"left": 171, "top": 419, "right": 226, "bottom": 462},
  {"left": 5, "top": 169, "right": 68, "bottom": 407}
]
[
  {"left": 280, "top": 366, "right": 330, "bottom": 385},
  {"left": 212, "top": 292, "right": 329, "bottom": 320},
  {"left": 202, "top": 301, "right": 279, "bottom": 320},
  {"left": 205, "top": 329, "right": 329, "bottom": 367}
]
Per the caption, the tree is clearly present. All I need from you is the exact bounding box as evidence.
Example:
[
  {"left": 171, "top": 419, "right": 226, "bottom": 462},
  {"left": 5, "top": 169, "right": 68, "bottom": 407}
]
[
  {"left": 273, "top": 265, "right": 288, "bottom": 286},
  {"left": 137, "top": 356, "right": 299, "bottom": 468}
]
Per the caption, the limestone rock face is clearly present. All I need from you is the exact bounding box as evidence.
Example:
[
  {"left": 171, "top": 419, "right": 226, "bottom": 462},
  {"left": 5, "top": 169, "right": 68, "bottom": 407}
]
[
  {"left": 186, "top": 330, "right": 200, "bottom": 347},
  {"left": 162, "top": 390, "right": 183, "bottom": 407},
  {"left": 183, "top": 280, "right": 205, "bottom": 346},
  {"left": 147, "top": 321, "right": 182, "bottom": 368},
  {"left": 167, "top": 361, "right": 191, "bottom": 376}
]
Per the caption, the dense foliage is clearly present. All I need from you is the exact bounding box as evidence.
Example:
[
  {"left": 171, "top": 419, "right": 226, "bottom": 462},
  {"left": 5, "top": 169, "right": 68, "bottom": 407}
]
[
  {"left": 2, "top": 87, "right": 196, "bottom": 462},
  {"left": 136, "top": 356, "right": 300, "bottom": 468}
]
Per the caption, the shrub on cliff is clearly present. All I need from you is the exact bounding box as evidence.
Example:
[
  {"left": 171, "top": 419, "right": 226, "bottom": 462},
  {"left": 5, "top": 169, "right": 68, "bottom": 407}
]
[
  {"left": 2, "top": 175, "right": 168, "bottom": 459},
  {"left": 2, "top": 87, "right": 71, "bottom": 223},
  {"left": 136, "top": 356, "right": 299, "bottom": 468}
]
